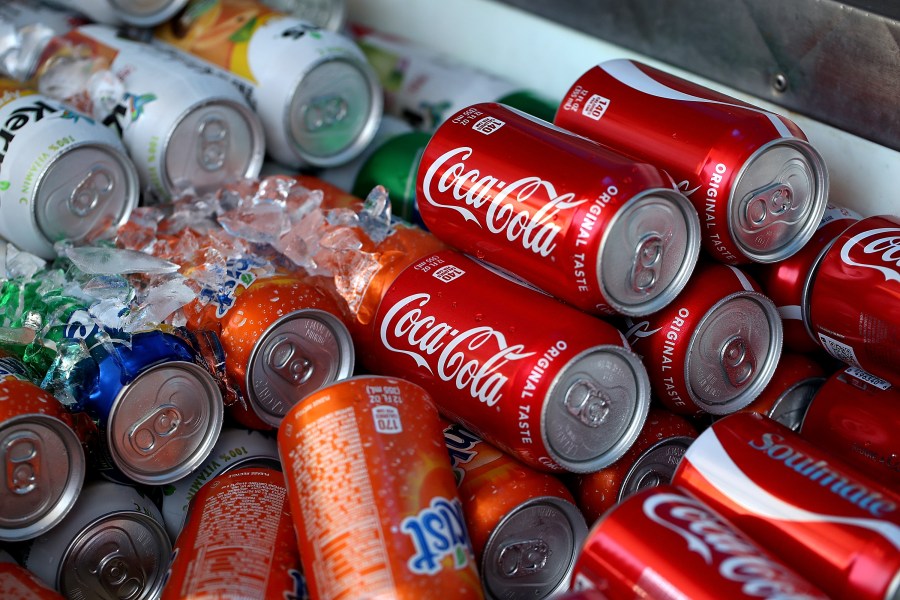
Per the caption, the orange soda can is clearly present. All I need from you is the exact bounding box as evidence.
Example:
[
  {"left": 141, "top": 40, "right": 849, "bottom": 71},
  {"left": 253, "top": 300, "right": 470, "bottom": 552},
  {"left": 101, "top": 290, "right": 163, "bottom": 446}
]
[
  {"left": 278, "top": 375, "right": 483, "bottom": 600},
  {"left": 443, "top": 420, "right": 587, "bottom": 600},
  {"left": 160, "top": 467, "right": 305, "bottom": 600},
  {"left": 572, "top": 407, "right": 698, "bottom": 524}
]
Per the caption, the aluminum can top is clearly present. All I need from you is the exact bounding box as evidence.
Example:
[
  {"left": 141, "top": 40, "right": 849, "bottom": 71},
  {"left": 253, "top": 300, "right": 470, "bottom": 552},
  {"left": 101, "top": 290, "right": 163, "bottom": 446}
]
[
  {"left": 48, "top": 0, "right": 189, "bottom": 27},
  {"left": 618, "top": 435, "right": 695, "bottom": 502},
  {"left": 262, "top": 0, "right": 346, "bottom": 31}
]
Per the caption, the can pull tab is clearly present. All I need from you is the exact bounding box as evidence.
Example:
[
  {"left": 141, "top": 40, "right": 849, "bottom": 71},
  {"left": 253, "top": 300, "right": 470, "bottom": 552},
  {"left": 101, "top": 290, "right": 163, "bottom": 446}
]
[
  {"left": 741, "top": 159, "right": 812, "bottom": 231},
  {"left": 498, "top": 539, "right": 551, "bottom": 578},
  {"left": 129, "top": 404, "right": 182, "bottom": 456},
  {"left": 69, "top": 166, "right": 114, "bottom": 217},
  {"left": 78, "top": 530, "right": 145, "bottom": 600},
  {"left": 564, "top": 378, "right": 611, "bottom": 427},
  {"left": 3, "top": 432, "right": 42, "bottom": 495},
  {"left": 197, "top": 114, "right": 228, "bottom": 172},
  {"left": 720, "top": 334, "right": 756, "bottom": 388},
  {"left": 631, "top": 232, "right": 664, "bottom": 293},
  {"left": 305, "top": 94, "right": 349, "bottom": 131},
  {"left": 266, "top": 337, "right": 314, "bottom": 386}
]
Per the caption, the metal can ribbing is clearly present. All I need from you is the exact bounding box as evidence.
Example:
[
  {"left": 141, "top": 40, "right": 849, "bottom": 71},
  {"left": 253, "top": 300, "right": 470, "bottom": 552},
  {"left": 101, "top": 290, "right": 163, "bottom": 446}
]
[
  {"left": 44, "top": 0, "right": 189, "bottom": 28},
  {"left": 569, "top": 485, "right": 828, "bottom": 599},
  {"left": 418, "top": 102, "right": 701, "bottom": 317},
  {"left": 443, "top": 420, "right": 587, "bottom": 600},
  {"left": 673, "top": 411, "right": 900, "bottom": 600},
  {"left": 622, "top": 260, "right": 783, "bottom": 416},
  {"left": 156, "top": 0, "right": 383, "bottom": 169},
  {"left": 807, "top": 214, "right": 900, "bottom": 385},
  {"left": 572, "top": 407, "right": 697, "bottom": 524},
  {"left": 800, "top": 366, "right": 900, "bottom": 488},
  {"left": 160, "top": 467, "right": 304, "bottom": 600},
  {"left": 736, "top": 352, "right": 826, "bottom": 431},
  {"left": 0, "top": 85, "right": 138, "bottom": 259},
  {"left": 17, "top": 479, "right": 171, "bottom": 600},
  {"left": 0, "top": 549, "right": 63, "bottom": 599},
  {"left": 554, "top": 59, "right": 829, "bottom": 265},
  {"left": 261, "top": 0, "right": 346, "bottom": 31},
  {"left": 278, "top": 376, "right": 484, "bottom": 600},
  {"left": 358, "top": 248, "right": 651, "bottom": 474}
]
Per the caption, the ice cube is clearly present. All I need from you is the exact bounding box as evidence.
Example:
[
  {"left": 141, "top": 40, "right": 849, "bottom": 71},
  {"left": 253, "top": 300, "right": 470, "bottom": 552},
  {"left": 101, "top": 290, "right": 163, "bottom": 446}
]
[{"left": 63, "top": 245, "right": 180, "bottom": 275}]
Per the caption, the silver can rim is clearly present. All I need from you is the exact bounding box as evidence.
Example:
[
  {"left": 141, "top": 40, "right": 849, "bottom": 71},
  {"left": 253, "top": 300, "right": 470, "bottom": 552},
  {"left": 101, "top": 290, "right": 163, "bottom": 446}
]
[{"left": 617, "top": 434, "right": 696, "bottom": 504}]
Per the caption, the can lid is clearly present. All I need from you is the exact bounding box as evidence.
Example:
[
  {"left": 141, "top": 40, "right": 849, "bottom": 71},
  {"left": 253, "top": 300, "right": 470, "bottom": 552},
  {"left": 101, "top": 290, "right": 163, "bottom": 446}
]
[
  {"left": 481, "top": 497, "right": 587, "bottom": 600},
  {"left": 109, "top": 0, "right": 188, "bottom": 27},
  {"left": 600, "top": 189, "right": 700, "bottom": 316},
  {"left": 618, "top": 435, "right": 695, "bottom": 503},
  {"left": 35, "top": 143, "right": 139, "bottom": 248},
  {"left": 685, "top": 292, "right": 783, "bottom": 415},
  {"left": 263, "top": 0, "right": 348, "bottom": 31},
  {"left": 247, "top": 309, "right": 355, "bottom": 427},
  {"left": 0, "top": 415, "right": 85, "bottom": 542},
  {"left": 769, "top": 376, "right": 825, "bottom": 431},
  {"left": 287, "top": 56, "right": 382, "bottom": 167},
  {"left": 729, "top": 138, "right": 829, "bottom": 263},
  {"left": 164, "top": 100, "right": 265, "bottom": 197},
  {"left": 107, "top": 361, "right": 224, "bottom": 485},
  {"left": 59, "top": 512, "right": 171, "bottom": 600},
  {"left": 543, "top": 346, "right": 651, "bottom": 473}
]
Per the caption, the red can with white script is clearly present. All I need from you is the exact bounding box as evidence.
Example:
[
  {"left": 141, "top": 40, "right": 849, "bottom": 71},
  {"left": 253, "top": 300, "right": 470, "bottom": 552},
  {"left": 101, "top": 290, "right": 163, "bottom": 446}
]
[
  {"left": 569, "top": 484, "right": 828, "bottom": 599},
  {"left": 673, "top": 411, "right": 900, "bottom": 600},
  {"left": 555, "top": 59, "right": 829, "bottom": 265},
  {"left": 622, "top": 260, "right": 783, "bottom": 416},
  {"left": 357, "top": 249, "right": 652, "bottom": 473},
  {"left": 808, "top": 214, "right": 900, "bottom": 385},
  {"left": 418, "top": 102, "right": 701, "bottom": 317}
]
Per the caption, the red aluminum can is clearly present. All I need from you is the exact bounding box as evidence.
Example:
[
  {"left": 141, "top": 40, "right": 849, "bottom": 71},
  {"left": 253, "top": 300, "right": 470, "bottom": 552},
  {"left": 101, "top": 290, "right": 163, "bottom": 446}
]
[
  {"left": 417, "top": 102, "right": 701, "bottom": 317},
  {"left": 752, "top": 203, "right": 861, "bottom": 354},
  {"left": 569, "top": 484, "right": 828, "bottom": 599},
  {"left": 673, "top": 411, "right": 900, "bottom": 600},
  {"left": 622, "top": 260, "right": 783, "bottom": 416},
  {"left": 808, "top": 214, "right": 900, "bottom": 385},
  {"left": 160, "top": 467, "right": 304, "bottom": 600},
  {"left": 554, "top": 59, "right": 829, "bottom": 265},
  {"left": 357, "top": 248, "right": 652, "bottom": 474},
  {"left": 737, "top": 351, "right": 827, "bottom": 431},
  {"left": 572, "top": 407, "right": 697, "bottom": 524},
  {"left": 278, "top": 375, "right": 483, "bottom": 600},
  {"left": 0, "top": 552, "right": 62, "bottom": 599},
  {"left": 443, "top": 420, "right": 587, "bottom": 600},
  {"left": 800, "top": 366, "right": 900, "bottom": 488}
]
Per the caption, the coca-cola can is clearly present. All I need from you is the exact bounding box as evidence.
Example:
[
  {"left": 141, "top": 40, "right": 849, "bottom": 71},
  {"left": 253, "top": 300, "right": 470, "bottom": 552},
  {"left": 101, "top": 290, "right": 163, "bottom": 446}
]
[
  {"left": 736, "top": 351, "right": 827, "bottom": 431},
  {"left": 554, "top": 59, "right": 829, "bottom": 265},
  {"left": 569, "top": 484, "right": 828, "bottom": 599},
  {"left": 623, "top": 260, "right": 783, "bottom": 416},
  {"left": 0, "top": 549, "right": 62, "bottom": 599},
  {"left": 800, "top": 366, "right": 900, "bottom": 488},
  {"left": 673, "top": 411, "right": 900, "bottom": 600},
  {"left": 357, "top": 248, "right": 652, "bottom": 473},
  {"left": 418, "top": 102, "right": 701, "bottom": 317},
  {"left": 808, "top": 214, "right": 900, "bottom": 385}
]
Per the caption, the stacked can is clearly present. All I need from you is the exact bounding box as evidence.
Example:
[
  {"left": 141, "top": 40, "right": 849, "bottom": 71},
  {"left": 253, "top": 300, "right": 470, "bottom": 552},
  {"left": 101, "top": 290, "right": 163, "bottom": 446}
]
[
  {"left": 156, "top": 0, "right": 383, "bottom": 169},
  {"left": 736, "top": 352, "right": 827, "bottom": 431},
  {"left": 554, "top": 58, "right": 829, "bottom": 265},
  {"left": 44, "top": 0, "right": 189, "bottom": 28}
]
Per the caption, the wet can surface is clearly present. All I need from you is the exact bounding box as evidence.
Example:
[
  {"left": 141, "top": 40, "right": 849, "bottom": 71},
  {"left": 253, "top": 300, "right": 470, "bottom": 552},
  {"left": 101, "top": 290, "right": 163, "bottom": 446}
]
[
  {"left": 443, "top": 420, "right": 587, "bottom": 600},
  {"left": 45, "top": 0, "right": 189, "bottom": 27},
  {"left": 623, "top": 260, "right": 783, "bottom": 416},
  {"left": 419, "top": 102, "right": 700, "bottom": 317},
  {"left": 673, "top": 411, "right": 900, "bottom": 600},
  {"left": 0, "top": 86, "right": 139, "bottom": 259},
  {"left": 569, "top": 484, "right": 828, "bottom": 599},
  {"left": 160, "top": 467, "right": 304, "bottom": 600},
  {"left": 555, "top": 59, "right": 829, "bottom": 265},
  {"left": 736, "top": 351, "right": 826, "bottom": 431},
  {"left": 156, "top": 0, "right": 383, "bottom": 169},
  {"left": 808, "top": 214, "right": 900, "bottom": 385},
  {"left": 278, "top": 375, "right": 484, "bottom": 600},
  {"left": 359, "top": 249, "right": 651, "bottom": 473}
]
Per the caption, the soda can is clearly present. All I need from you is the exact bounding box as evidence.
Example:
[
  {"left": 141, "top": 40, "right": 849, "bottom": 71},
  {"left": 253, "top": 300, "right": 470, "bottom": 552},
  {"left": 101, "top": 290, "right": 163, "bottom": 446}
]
[
  {"left": 752, "top": 203, "right": 862, "bottom": 354},
  {"left": 17, "top": 479, "right": 171, "bottom": 600},
  {"left": 0, "top": 549, "right": 63, "bottom": 599},
  {"left": 673, "top": 411, "right": 900, "bottom": 600},
  {"left": 185, "top": 256, "right": 355, "bottom": 429},
  {"left": 622, "top": 260, "right": 783, "bottom": 416},
  {"left": 76, "top": 329, "right": 224, "bottom": 485},
  {"left": 278, "top": 375, "right": 484, "bottom": 599},
  {"left": 261, "top": 0, "right": 346, "bottom": 31},
  {"left": 572, "top": 407, "right": 697, "bottom": 524},
  {"left": 569, "top": 484, "right": 828, "bottom": 599},
  {"left": 555, "top": 59, "right": 829, "bottom": 265},
  {"left": 357, "top": 248, "right": 652, "bottom": 474},
  {"left": 736, "top": 351, "right": 827, "bottom": 431},
  {"left": 443, "top": 420, "right": 587, "bottom": 600},
  {"left": 0, "top": 85, "right": 139, "bottom": 259},
  {"left": 808, "top": 214, "right": 900, "bottom": 385},
  {"left": 159, "top": 426, "right": 281, "bottom": 539},
  {"left": 418, "top": 102, "right": 701, "bottom": 318},
  {"left": 800, "top": 366, "right": 900, "bottom": 488},
  {"left": 156, "top": 0, "right": 383, "bottom": 169},
  {"left": 160, "top": 467, "right": 304, "bottom": 600},
  {"left": 0, "top": 371, "right": 86, "bottom": 542},
  {"left": 44, "top": 0, "right": 189, "bottom": 28}
]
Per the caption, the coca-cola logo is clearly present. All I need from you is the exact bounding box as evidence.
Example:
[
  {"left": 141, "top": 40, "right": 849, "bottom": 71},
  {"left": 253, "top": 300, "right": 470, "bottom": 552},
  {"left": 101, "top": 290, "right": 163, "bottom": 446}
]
[
  {"left": 420, "top": 146, "right": 586, "bottom": 257},
  {"left": 839, "top": 226, "right": 900, "bottom": 283},
  {"left": 379, "top": 293, "right": 535, "bottom": 407}
]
